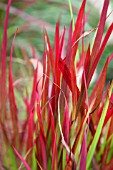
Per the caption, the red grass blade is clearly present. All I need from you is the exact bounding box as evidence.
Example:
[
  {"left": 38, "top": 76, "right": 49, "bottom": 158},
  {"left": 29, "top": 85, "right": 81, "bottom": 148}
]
[
  {"left": 102, "top": 157, "right": 113, "bottom": 170},
  {"left": 59, "top": 27, "right": 66, "bottom": 59},
  {"left": 49, "top": 103, "right": 55, "bottom": 147},
  {"left": 87, "top": 23, "right": 113, "bottom": 86},
  {"left": 104, "top": 94, "right": 113, "bottom": 125},
  {"left": 41, "top": 53, "right": 50, "bottom": 121},
  {"left": 36, "top": 102, "right": 47, "bottom": 169},
  {"left": 66, "top": 21, "right": 72, "bottom": 67},
  {"left": 77, "top": 21, "right": 113, "bottom": 115},
  {"left": 101, "top": 143, "right": 111, "bottom": 169},
  {"left": 21, "top": 99, "right": 31, "bottom": 148},
  {"left": 39, "top": 133, "right": 47, "bottom": 170},
  {"left": 13, "top": 146, "right": 31, "bottom": 170},
  {"left": 90, "top": 0, "right": 109, "bottom": 65},
  {"left": 76, "top": 45, "right": 91, "bottom": 117},
  {"left": 70, "top": 1, "right": 86, "bottom": 119},
  {"left": 88, "top": 56, "right": 112, "bottom": 135},
  {"left": 84, "top": 45, "right": 91, "bottom": 78},
  {"left": 26, "top": 63, "right": 37, "bottom": 158},
  {"left": 58, "top": 58, "right": 72, "bottom": 91},
  {"left": 84, "top": 69, "right": 89, "bottom": 108},
  {"left": 59, "top": 22, "right": 72, "bottom": 113},
  {"left": 89, "top": 53, "right": 113, "bottom": 124},
  {"left": 55, "top": 22, "right": 60, "bottom": 86},
  {"left": 26, "top": 111, "right": 34, "bottom": 151},
  {"left": 30, "top": 67, "right": 37, "bottom": 112},
  {"left": 9, "top": 30, "right": 19, "bottom": 146},
  {"left": 106, "top": 116, "right": 113, "bottom": 145},
  {"left": 44, "top": 30, "right": 55, "bottom": 75},
  {"left": 36, "top": 104, "right": 45, "bottom": 139},
  {"left": 0, "top": 0, "right": 12, "bottom": 121},
  {"left": 89, "top": 58, "right": 109, "bottom": 115},
  {"left": 52, "top": 134, "right": 58, "bottom": 170},
  {"left": 35, "top": 104, "right": 46, "bottom": 169},
  {"left": 62, "top": 101, "right": 70, "bottom": 144},
  {"left": 72, "top": 0, "right": 86, "bottom": 59}
]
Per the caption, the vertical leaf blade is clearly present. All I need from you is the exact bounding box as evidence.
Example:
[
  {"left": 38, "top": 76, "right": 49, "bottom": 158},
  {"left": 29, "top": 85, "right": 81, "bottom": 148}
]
[{"left": 87, "top": 80, "right": 113, "bottom": 169}]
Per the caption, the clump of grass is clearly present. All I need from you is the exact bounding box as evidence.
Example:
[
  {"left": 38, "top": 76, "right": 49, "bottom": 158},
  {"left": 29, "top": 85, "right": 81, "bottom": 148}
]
[{"left": 0, "top": 0, "right": 113, "bottom": 169}]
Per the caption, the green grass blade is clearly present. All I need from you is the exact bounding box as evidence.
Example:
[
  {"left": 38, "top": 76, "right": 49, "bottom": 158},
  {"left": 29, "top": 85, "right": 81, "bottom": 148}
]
[
  {"left": 96, "top": 119, "right": 111, "bottom": 162},
  {"left": 107, "top": 135, "right": 113, "bottom": 162},
  {"left": 7, "top": 146, "right": 18, "bottom": 170},
  {"left": 86, "top": 80, "right": 113, "bottom": 170},
  {"left": 32, "top": 146, "right": 37, "bottom": 170},
  {"left": 68, "top": 0, "right": 74, "bottom": 31}
]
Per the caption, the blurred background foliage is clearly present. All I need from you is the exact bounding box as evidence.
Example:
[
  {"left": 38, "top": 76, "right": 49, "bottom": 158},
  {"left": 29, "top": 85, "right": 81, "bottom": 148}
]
[{"left": 0, "top": 0, "right": 113, "bottom": 86}]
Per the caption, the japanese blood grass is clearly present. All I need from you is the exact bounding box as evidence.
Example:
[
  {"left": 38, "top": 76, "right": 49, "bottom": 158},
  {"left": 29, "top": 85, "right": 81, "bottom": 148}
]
[{"left": 1, "top": 0, "right": 113, "bottom": 169}]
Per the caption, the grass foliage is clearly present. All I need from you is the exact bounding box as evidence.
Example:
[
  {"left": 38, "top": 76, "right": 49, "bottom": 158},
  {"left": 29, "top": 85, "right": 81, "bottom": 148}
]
[{"left": 0, "top": 0, "right": 113, "bottom": 169}]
